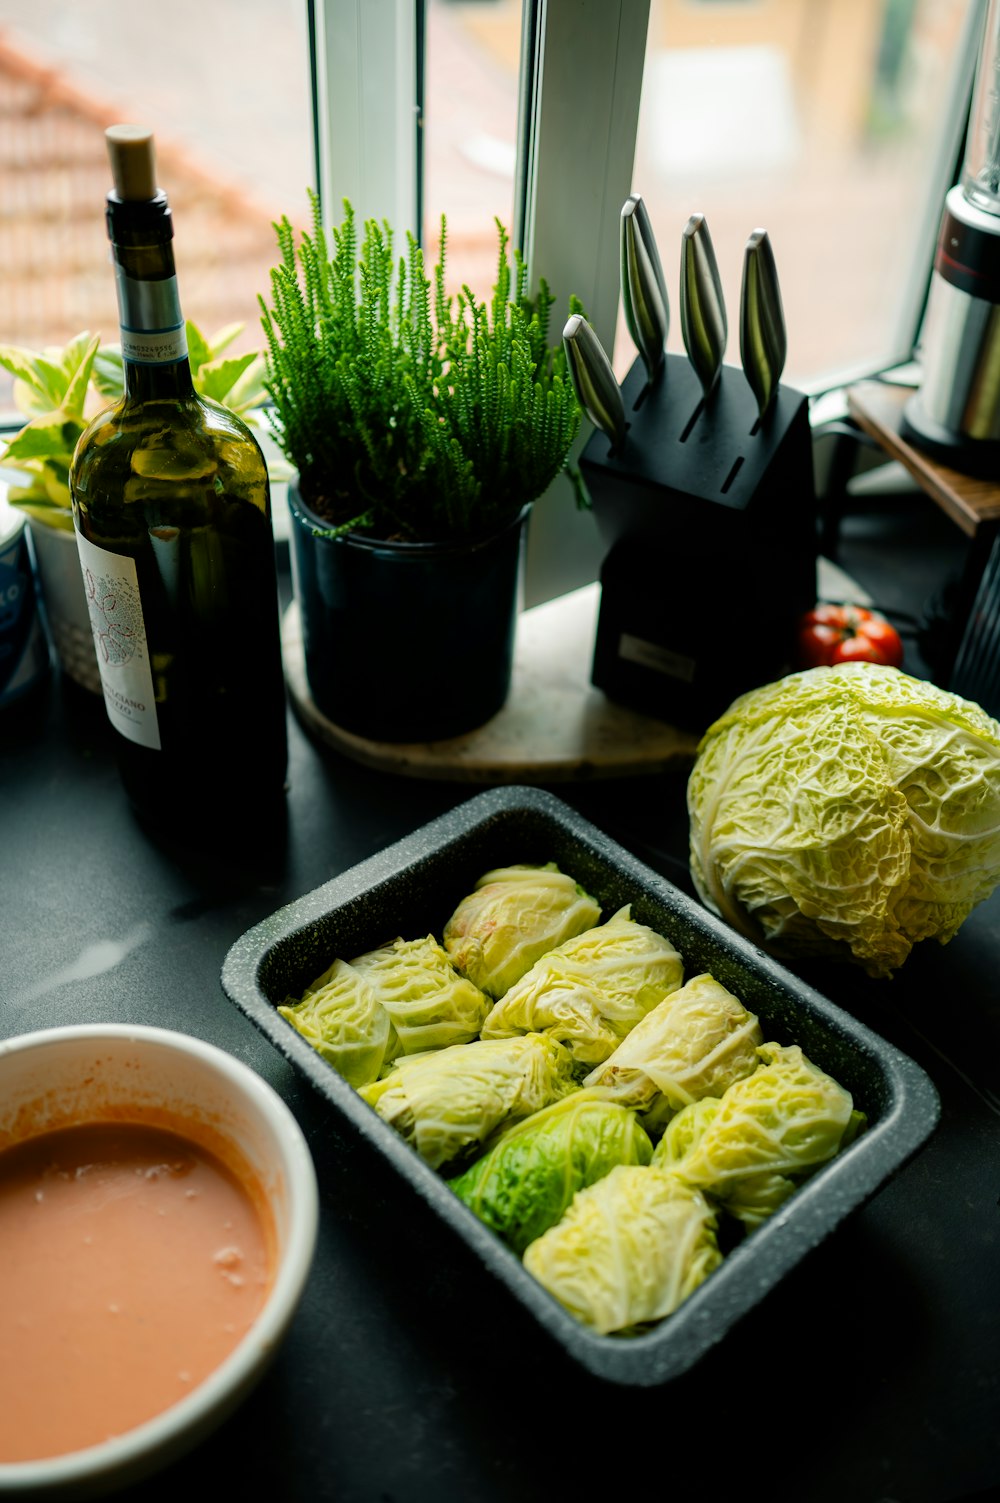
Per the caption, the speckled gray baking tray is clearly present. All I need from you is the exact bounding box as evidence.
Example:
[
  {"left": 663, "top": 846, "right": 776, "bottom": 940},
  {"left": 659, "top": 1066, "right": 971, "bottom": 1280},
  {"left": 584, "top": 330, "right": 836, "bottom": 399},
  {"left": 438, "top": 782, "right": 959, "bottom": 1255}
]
[{"left": 220, "top": 785, "right": 940, "bottom": 1387}]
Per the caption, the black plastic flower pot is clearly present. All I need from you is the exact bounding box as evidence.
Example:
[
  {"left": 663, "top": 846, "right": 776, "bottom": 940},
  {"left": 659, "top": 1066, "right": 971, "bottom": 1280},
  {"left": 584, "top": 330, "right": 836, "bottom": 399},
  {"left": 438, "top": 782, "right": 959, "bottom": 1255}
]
[{"left": 287, "top": 485, "right": 528, "bottom": 743}]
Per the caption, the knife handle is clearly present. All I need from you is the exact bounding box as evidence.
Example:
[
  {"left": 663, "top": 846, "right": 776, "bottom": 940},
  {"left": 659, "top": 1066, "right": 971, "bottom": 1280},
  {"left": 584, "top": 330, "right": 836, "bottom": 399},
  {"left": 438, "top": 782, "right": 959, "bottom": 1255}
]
[
  {"left": 621, "top": 194, "right": 669, "bottom": 383},
  {"left": 680, "top": 213, "right": 728, "bottom": 399},
  {"left": 563, "top": 313, "right": 627, "bottom": 455},
  {"left": 740, "top": 228, "right": 787, "bottom": 419}
]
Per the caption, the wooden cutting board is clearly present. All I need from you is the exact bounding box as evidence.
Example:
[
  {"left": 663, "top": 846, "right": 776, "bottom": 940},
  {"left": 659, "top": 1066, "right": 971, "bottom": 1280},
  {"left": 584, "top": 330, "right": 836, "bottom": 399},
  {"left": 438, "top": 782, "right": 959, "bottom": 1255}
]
[{"left": 281, "top": 583, "right": 701, "bottom": 782}]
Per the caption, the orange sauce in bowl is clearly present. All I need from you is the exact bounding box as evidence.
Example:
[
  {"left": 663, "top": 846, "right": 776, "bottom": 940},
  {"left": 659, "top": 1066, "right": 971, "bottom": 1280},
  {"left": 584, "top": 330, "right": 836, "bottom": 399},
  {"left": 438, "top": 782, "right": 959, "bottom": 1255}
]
[{"left": 0, "top": 1119, "right": 275, "bottom": 1463}]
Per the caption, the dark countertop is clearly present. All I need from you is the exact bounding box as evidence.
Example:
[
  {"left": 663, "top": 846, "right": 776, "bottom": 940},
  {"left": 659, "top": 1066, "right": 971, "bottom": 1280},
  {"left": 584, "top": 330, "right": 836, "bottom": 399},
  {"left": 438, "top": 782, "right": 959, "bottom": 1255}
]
[{"left": 2, "top": 494, "right": 999, "bottom": 1503}]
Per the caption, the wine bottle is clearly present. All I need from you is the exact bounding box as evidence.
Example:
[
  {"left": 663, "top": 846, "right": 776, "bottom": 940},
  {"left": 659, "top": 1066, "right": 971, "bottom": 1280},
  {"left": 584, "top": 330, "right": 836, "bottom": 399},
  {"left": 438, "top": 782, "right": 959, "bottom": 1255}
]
[{"left": 70, "top": 125, "right": 287, "bottom": 833}]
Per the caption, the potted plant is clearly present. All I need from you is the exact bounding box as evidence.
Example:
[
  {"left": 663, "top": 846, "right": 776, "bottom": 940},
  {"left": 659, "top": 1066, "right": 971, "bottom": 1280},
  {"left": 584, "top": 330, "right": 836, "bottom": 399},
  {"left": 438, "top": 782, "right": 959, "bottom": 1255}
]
[
  {"left": 259, "top": 195, "right": 583, "bottom": 743},
  {"left": 0, "top": 324, "right": 286, "bottom": 693}
]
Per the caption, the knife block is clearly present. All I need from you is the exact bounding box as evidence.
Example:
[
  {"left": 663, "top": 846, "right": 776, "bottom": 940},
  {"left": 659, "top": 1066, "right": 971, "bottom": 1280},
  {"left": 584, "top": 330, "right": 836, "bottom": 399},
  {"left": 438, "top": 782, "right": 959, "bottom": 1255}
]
[{"left": 582, "top": 352, "right": 817, "bottom": 730}]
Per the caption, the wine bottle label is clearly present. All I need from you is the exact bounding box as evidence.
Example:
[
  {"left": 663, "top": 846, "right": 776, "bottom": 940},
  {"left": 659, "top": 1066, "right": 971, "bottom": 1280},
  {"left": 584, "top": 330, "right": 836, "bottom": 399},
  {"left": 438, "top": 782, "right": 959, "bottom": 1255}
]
[
  {"left": 115, "top": 270, "right": 188, "bottom": 366},
  {"left": 75, "top": 532, "right": 161, "bottom": 750}
]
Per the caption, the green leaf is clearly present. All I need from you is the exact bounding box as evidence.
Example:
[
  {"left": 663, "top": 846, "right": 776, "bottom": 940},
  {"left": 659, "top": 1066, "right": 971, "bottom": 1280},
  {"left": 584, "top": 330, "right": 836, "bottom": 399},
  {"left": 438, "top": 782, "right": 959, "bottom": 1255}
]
[
  {"left": 59, "top": 330, "right": 96, "bottom": 379},
  {"left": 222, "top": 353, "right": 268, "bottom": 415},
  {"left": 40, "top": 459, "right": 72, "bottom": 509},
  {"left": 3, "top": 411, "right": 84, "bottom": 463},
  {"left": 0, "top": 345, "right": 67, "bottom": 411},
  {"left": 205, "top": 321, "right": 245, "bottom": 359},
  {"left": 196, "top": 352, "right": 259, "bottom": 405},
  {"left": 62, "top": 333, "right": 101, "bottom": 420},
  {"left": 5, "top": 476, "right": 50, "bottom": 504},
  {"left": 0, "top": 344, "right": 49, "bottom": 389},
  {"left": 10, "top": 378, "right": 54, "bottom": 420},
  {"left": 184, "top": 320, "right": 212, "bottom": 376},
  {"left": 6, "top": 490, "right": 76, "bottom": 531},
  {"left": 93, "top": 346, "right": 125, "bottom": 401}
]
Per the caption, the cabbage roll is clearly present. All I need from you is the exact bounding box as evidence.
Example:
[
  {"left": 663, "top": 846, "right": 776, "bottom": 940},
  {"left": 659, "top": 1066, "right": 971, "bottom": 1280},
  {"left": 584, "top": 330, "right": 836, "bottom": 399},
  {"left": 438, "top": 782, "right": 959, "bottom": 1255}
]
[
  {"left": 447, "top": 1091, "right": 653, "bottom": 1254},
  {"left": 583, "top": 973, "right": 763, "bottom": 1131},
  {"left": 523, "top": 1164, "right": 721, "bottom": 1334},
  {"left": 652, "top": 1041, "right": 863, "bottom": 1229},
  {"left": 480, "top": 906, "right": 684, "bottom": 1068},
  {"left": 358, "top": 1033, "right": 578, "bottom": 1171},
  {"left": 350, "top": 935, "right": 489, "bottom": 1053},
  {"left": 277, "top": 958, "right": 398, "bottom": 1088},
  {"left": 443, "top": 863, "right": 602, "bottom": 999}
]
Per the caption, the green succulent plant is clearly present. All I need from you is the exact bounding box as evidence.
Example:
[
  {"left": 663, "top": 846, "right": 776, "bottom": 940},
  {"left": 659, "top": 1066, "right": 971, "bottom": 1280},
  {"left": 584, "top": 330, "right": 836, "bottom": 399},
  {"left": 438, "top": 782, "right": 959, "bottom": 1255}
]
[
  {"left": 0, "top": 322, "right": 286, "bottom": 533},
  {"left": 259, "top": 193, "right": 584, "bottom": 543}
]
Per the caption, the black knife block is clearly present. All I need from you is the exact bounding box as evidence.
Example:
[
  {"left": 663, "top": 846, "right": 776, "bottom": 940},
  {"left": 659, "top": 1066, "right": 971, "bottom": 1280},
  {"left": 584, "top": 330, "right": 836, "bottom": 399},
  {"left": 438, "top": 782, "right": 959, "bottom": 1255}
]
[{"left": 581, "top": 351, "right": 818, "bottom": 731}]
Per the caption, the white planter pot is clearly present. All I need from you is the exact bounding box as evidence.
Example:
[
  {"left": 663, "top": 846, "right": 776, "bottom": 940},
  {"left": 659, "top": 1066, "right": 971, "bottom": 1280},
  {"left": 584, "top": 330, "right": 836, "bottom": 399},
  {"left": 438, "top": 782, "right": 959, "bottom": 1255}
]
[{"left": 28, "top": 519, "right": 102, "bottom": 695}]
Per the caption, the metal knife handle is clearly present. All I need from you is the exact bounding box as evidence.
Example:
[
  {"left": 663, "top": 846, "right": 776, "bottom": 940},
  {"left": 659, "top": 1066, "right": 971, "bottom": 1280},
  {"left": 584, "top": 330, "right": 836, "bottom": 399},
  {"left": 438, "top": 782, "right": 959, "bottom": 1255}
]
[
  {"left": 740, "top": 228, "right": 787, "bottom": 419},
  {"left": 621, "top": 194, "right": 669, "bottom": 382},
  {"left": 563, "top": 313, "right": 627, "bottom": 455},
  {"left": 679, "top": 213, "right": 728, "bottom": 398}
]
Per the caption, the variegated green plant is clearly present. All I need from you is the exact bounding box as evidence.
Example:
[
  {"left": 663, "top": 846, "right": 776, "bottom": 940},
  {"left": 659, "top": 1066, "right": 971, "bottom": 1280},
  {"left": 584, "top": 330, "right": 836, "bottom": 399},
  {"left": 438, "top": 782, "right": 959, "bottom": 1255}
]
[
  {"left": 0, "top": 322, "right": 287, "bottom": 533},
  {"left": 0, "top": 331, "right": 100, "bottom": 532}
]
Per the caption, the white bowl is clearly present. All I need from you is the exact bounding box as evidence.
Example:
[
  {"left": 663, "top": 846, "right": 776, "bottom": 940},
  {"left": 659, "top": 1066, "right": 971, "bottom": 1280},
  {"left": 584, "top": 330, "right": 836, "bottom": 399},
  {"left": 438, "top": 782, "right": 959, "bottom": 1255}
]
[{"left": 0, "top": 1024, "right": 319, "bottom": 1498}]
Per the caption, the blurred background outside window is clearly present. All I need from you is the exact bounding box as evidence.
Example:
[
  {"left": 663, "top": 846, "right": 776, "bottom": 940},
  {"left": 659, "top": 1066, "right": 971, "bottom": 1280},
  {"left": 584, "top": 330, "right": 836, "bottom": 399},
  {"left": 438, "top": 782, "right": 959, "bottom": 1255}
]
[
  {"left": 0, "top": 0, "right": 978, "bottom": 411},
  {"left": 0, "top": 0, "right": 312, "bottom": 411},
  {"left": 421, "top": 0, "right": 522, "bottom": 298},
  {"left": 623, "top": 0, "right": 974, "bottom": 389}
]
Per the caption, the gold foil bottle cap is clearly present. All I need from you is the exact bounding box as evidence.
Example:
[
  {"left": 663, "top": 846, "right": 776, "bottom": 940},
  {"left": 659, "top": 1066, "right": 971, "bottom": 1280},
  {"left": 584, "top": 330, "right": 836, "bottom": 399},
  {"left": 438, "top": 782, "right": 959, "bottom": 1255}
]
[{"left": 105, "top": 125, "right": 158, "bottom": 201}]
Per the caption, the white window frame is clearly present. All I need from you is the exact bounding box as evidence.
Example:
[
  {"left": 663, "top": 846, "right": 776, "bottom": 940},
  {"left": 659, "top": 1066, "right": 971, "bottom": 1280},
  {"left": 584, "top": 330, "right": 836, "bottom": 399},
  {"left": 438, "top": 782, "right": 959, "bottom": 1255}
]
[
  {"left": 512, "top": 0, "right": 650, "bottom": 605},
  {"left": 311, "top": 0, "right": 421, "bottom": 238}
]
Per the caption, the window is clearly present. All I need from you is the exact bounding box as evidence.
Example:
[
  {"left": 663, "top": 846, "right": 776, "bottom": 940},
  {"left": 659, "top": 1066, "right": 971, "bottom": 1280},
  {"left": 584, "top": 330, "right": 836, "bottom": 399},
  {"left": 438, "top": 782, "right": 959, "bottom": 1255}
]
[
  {"left": 619, "top": 0, "right": 983, "bottom": 390},
  {"left": 421, "top": 0, "right": 523, "bottom": 301},
  {"left": 0, "top": 0, "right": 987, "bottom": 597}
]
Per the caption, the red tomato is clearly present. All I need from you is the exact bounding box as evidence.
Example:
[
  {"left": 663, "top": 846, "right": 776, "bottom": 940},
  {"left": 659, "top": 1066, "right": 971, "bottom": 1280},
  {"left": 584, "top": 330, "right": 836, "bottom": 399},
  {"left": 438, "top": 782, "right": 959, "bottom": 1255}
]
[{"left": 796, "top": 603, "right": 904, "bottom": 669}]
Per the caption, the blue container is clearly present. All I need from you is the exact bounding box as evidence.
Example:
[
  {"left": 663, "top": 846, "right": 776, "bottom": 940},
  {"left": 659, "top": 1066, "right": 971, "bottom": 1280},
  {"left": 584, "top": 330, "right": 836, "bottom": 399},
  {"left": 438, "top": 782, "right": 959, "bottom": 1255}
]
[{"left": 0, "top": 505, "right": 50, "bottom": 710}]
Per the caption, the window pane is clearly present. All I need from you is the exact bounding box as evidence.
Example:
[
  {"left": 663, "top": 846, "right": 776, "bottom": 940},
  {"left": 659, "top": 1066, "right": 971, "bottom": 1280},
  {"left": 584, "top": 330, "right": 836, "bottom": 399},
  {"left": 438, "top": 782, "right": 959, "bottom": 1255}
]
[
  {"left": 421, "top": 0, "right": 523, "bottom": 299},
  {"left": 619, "top": 0, "right": 975, "bottom": 387},
  {"left": 0, "top": 0, "right": 313, "bottom": 410}
]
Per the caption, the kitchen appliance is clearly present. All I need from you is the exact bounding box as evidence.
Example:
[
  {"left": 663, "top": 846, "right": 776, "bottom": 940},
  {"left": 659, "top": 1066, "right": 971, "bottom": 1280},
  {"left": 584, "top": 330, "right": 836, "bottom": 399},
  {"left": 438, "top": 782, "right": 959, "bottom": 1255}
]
[
  {"left": 903, "top": 0, "right": 1000, "bottom": 475},
  {"left": 573, "top": 209, "right": 817, "bottom": 732}
]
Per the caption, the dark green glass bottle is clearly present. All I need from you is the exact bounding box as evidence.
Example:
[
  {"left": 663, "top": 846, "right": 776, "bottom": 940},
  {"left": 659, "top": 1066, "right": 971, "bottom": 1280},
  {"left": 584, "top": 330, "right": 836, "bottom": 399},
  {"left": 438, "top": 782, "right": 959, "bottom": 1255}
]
[{"left": 71, "top": 126, "right": 287, "bottom": 832}]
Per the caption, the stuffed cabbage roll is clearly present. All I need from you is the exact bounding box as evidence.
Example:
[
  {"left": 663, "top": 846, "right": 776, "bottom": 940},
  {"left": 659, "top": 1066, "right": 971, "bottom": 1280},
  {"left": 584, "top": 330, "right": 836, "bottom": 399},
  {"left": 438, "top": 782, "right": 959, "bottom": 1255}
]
[
  {"left": 582, "top": 973, "right": 763, "bottom": 1132},
  {"left": 523, "top": 1164, "right": 721, "bottom": 1335},
  {"left": 480, "top": 906, "right": 684, "bottom": 1069},
  {"left": 652, "top": 1042, "right": 863, "bottom": 1229},
  {"left": 277, "top": 958, "right": 398, "bottom": 1088},
  {"left": 443, "top": 863, "right": 602, "bottom": 999},
  {"left": 653, "top": 1096, "right": 797, "bottom": 1227},
  {"left": 278, "top": 934, "right": 487, "bottom": 1087},
  {"left": 447, "top": 1090, "right": 653, "bottom": 1254},
  {"left": 349, "top": 935, "right": 489, "bottom": 1053},
  {"left": 358, "top": 1032, "right": 578, "bottom": 1171}
]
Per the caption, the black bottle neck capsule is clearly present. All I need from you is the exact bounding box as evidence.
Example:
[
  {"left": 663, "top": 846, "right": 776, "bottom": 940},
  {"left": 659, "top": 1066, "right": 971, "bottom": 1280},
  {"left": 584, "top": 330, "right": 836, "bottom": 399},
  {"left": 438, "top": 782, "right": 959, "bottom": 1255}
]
[{"left": 106, "top": 191, "right": 196, "bottom": 402}]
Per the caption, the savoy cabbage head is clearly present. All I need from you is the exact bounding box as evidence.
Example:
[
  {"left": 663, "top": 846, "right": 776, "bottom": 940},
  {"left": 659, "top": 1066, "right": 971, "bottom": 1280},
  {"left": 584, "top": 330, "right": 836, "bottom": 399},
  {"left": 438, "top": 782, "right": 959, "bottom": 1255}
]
[{"left": 687, "top": 661, "right": 1000, "bottom": 978}]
